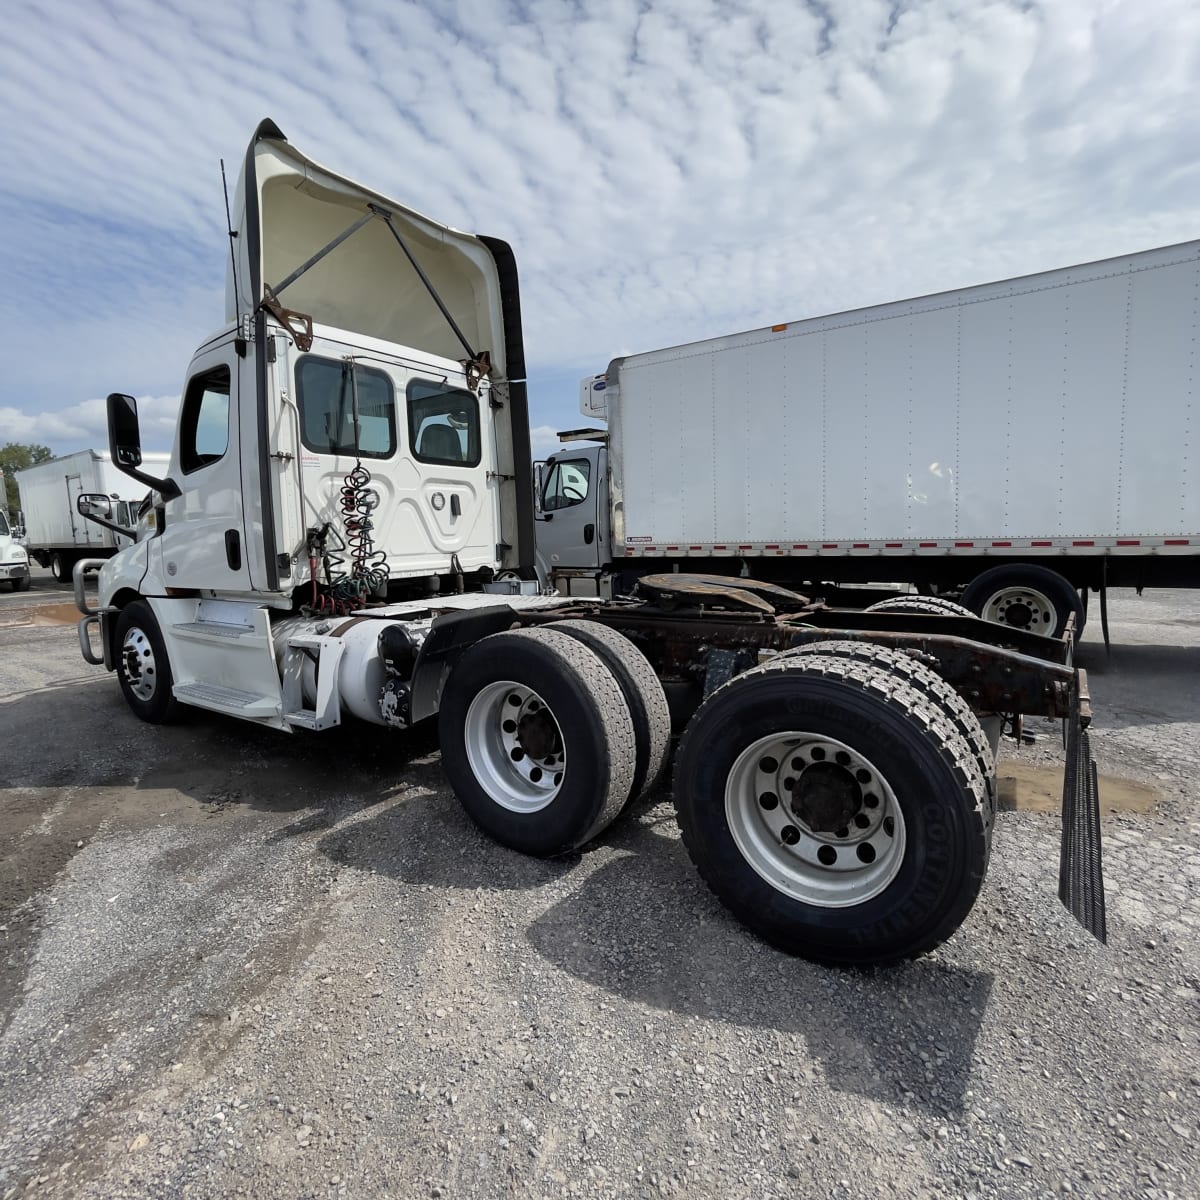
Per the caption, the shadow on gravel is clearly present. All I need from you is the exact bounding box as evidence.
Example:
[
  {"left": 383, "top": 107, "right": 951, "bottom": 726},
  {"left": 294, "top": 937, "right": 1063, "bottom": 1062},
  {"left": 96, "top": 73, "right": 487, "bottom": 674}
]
[
  {"left": 318, "top": 791, "right": 992, "bottom": 1115},
  {"left": 527, "top": 817, "right": 994, "bottom": 1115}
]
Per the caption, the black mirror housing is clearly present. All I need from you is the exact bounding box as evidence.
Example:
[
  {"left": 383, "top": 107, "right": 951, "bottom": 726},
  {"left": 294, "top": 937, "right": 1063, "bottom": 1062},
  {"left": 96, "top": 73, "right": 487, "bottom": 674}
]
[{"left": 105, "top": 392, "right": 182, "bottom": 500}]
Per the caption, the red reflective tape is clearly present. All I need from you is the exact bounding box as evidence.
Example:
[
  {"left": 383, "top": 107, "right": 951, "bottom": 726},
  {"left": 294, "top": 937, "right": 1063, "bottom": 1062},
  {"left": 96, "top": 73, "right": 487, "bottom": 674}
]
[
  {"left": 666, "top": 546, "right": 679, "bottom": 551},
  {"left": 713, "top": 545, "right": 727, "bottom": 550},
  {"left": 954, "top": 541, "right": 974, "bottom": 548},
  {"left": 1165, "top": 539, "right": 1189, "bottom": 545},
  {"left": 822, "top": 543, "right": 839, "bottom": 549},
  {"left": 1032, "top": 540, "right": 1052, "bottom": 547},
  {"left": 1073, "top": 540, "right": 1094, "bottom": 547},
  {"left": 1116, "top": 539, "right": 1139, "bottom": 546},
  {"left": 919, "top": 542, "right": 937, "bottom": 548},
  {"left": 738, "top": 544, "right": 753, "bottom": 550},
  {"left": 992, "top": 541, "right": 1012, "bottom": 547},
  {"left": 688, "top": 545, "right": 702, "bottom": 551},
  {"left": 852, "top": 543, "right": 869, "bottom": 549},
  {"left": 793, "top": 544, "right": 808, "bottom": 549},
  {"left": 885, "top": 542, "right": 903, "bottom": 548},
  {"left": 765, "top": 544, "right": 780, "bottom": 550}
]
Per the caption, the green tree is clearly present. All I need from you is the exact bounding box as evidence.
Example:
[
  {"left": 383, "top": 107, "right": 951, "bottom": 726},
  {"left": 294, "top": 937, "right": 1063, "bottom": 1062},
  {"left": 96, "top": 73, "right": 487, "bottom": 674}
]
[{"left": 1, "top": 442, "right": 54, "bottom": 517}]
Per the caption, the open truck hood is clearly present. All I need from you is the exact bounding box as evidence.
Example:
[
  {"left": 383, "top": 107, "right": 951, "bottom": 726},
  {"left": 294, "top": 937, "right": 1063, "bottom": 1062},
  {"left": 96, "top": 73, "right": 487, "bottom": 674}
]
[{"left": 225, "top": 119, "right": 519, "bottom": 380}]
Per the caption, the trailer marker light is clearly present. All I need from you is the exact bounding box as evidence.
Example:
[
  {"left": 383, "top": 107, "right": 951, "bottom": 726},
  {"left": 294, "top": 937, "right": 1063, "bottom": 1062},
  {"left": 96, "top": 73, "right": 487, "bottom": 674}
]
[{"left": 772, "top": 324, "right": 787, "bottom": 332}]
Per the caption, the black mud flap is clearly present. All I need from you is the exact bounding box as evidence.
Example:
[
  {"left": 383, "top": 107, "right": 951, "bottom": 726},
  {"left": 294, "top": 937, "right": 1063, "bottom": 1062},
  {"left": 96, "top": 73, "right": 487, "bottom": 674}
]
[{"left": 1059, "top": 670, "right": 1107, "bottom": 942}]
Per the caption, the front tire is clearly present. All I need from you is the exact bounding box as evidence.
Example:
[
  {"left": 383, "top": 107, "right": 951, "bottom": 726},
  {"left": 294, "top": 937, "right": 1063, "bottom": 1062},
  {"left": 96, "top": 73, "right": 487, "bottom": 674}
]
[
  {"left": 115, "top": 601, "right": 180, "bottom": 724},
  {"left": 10, "top": 575, "right": 32, "bottom": 592},
  {"left": 438, "top": 628, "right": 636, "bottom": 856},
  {"left": 674, "top": 655, "right": 991, "bottom": 965}
]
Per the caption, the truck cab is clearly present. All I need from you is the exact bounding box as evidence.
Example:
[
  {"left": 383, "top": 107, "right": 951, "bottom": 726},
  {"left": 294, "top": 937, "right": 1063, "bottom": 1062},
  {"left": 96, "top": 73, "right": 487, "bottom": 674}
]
[
  {"left": 0, "top": 509, "right": 30, "bottom": 591},
  {"left": 535, "top": 440, "right": 609, "bottom": 596}
]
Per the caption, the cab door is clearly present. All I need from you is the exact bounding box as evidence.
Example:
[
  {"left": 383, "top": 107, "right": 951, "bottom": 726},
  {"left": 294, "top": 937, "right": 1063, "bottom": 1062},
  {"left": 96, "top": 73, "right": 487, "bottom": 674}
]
[
  {"left": 153, "top": 339, "right": 252, "bottom": 592},
  {"left": 536, "top": 450, "right": 601, "bottom": 571}
]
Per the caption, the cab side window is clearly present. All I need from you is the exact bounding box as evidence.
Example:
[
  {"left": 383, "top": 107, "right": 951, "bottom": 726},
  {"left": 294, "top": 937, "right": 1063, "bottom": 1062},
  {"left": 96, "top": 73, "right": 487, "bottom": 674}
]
[
  {"left": 542, "top": 459, "right": 591, "bottom": 511},
  {"left": 179, "top": 365, "right": 231, "bottom": 474}
]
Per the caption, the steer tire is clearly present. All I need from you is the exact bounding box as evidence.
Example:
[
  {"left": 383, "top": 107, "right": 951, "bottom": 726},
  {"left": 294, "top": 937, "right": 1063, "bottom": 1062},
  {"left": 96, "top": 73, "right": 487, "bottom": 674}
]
[
  {"left": 438, "top": 627, "right": 636, "bottom": 857},
  {"left": 115, "top": 601, "right": 181, "bottom": 724},
  {"left": 548, "top": 619, "right": 671, "bottom": 805},
  {"left": 783, "top": 640, "right": 997, "bottom": 823},
  {"left": 962, "top": 563, "right": 1084, "bottom": 639},
  {"left": 865, "top": 595, "right": 975, "bottom": 618},
  {"left": 11, "top": 575, "right": 32, "bottom": 592},
  {"left": 673, "top": 654, "right": 991, "bottom": 966}
]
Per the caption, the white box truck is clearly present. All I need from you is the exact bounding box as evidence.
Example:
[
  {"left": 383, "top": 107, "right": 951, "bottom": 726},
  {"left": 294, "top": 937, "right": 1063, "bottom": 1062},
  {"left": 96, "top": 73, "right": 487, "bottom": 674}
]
[
  {"left": 16, "top": 449, "right": 169, "bottom": 580},
  {"left": 69, "top": 119, "right": 1105, "bottom": 967},
  {"left": 537, "top": 240, "right": 1200, "bottom": 642}
]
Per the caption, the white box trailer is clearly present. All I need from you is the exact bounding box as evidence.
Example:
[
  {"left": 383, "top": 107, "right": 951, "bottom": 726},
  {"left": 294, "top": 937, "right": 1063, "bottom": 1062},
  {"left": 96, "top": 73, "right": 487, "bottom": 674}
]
[
  {"left": 537, "top": 239, "right": 1200, "bottom": 639},
  {"left": 16, "top": 449, "right": 169, "bottom": 580}
]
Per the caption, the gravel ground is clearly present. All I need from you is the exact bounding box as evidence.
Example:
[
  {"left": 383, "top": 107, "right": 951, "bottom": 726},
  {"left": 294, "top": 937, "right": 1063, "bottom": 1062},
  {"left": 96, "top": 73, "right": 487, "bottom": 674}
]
[{"left": 1, "top": 579, "right": 1198, "bottom": 1200}]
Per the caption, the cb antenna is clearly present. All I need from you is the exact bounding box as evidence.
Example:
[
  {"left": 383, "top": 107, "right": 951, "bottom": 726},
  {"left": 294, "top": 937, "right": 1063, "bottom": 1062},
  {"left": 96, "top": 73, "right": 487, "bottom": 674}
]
[{"left": 220, "top": 158, "right": 242, "bottom": 308}]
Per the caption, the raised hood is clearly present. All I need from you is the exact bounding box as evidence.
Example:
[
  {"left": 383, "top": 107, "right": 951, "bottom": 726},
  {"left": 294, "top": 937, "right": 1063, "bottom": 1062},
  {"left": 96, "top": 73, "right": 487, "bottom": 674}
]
[{"left": 225, "top": 120, "right": 513, "bottom": 377}]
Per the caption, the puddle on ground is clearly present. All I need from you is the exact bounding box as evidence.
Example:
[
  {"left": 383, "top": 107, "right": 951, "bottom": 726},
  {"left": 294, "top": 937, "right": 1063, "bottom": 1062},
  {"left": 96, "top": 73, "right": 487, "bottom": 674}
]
[
  {"left": 0, "top": 602, "right": 82, "bottom": 628},
  {"left": 998, "top": 762, "right": 1158, "bottom": 815}
]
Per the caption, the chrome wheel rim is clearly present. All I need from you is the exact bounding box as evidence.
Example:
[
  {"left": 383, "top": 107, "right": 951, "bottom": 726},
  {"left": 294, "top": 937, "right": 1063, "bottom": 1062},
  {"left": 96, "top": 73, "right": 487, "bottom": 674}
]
[
  {"left": 725, "top": 733, "right": 906, "bottom": 907},
  {"left": 981, "top": 585, "right": 1056, "bottom": 634},
  {"left": 464, "top": 681, "right": 566, "bottom": 813},
  {"left": 121, "top": 626, "right": 158, "bottom": 703}
]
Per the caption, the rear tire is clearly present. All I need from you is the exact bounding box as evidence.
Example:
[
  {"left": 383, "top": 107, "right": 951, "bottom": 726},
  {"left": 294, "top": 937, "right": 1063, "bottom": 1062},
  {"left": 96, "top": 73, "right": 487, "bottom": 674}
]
[
  {"left": 50, "top": 552, "right": 72, "bottom": 582},
  {"left": 115, "top": 601, "right": 181, "bottom": 724},
  {"left": 962, "top": 564, "right": 1084, "bottom": 639},
  {"left": 548, "top": 619, "right": 671, "bottom": 805},
  {"left": 674, "top": 654, "right": 991, "bottom": 965},
  {"left": 865, "top": 595, "right": 975, "bottom": 618},
  {"left": 783, "top": 640, "right": 997, "bottom": 821},
  {"left": 438, "top": 628, "right": 636, "bottom": 856}
]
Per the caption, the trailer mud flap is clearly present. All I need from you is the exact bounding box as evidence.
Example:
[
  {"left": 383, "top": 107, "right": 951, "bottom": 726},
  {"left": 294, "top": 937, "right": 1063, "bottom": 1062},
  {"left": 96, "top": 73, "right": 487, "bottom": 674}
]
[{"left": 1059, "top": 672, "right": 1107, "bottom": 942}]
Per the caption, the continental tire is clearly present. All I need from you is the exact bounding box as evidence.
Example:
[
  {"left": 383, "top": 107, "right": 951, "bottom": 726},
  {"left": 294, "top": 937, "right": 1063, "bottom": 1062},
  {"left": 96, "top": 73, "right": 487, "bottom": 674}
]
[
  {"left": 548, "top": 619, "right": 671, "bottom": 804},
  {"left": 438, "top": 628, "right": 636, "bottom": 856},
  {"left": 865, "top": 596, "right": 975, "bottom": 618},
  {"left": 783, "top": 640, "right": 996, "bottom": 823},
  {"left": 115, "top": 600, "right": 181, "bottom": 724},
  {"left": 673, "top": 655, "right": 991, "bottom": 965}
]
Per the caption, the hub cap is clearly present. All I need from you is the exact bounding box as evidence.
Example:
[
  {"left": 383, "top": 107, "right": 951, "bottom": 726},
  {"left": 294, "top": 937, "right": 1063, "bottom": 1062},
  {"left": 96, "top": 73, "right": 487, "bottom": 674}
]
[
  {"left": 121, "top": 626, "right": 158, "bottom": 702},
  {"left": 464, "top": 681, "right": 566, "bottom": 813},
  {"left": 981, "top": 585, "right": 1056, "bottom": 633},
  {"left": 725, "top": 733, "right": 906, "bottom": 907}
]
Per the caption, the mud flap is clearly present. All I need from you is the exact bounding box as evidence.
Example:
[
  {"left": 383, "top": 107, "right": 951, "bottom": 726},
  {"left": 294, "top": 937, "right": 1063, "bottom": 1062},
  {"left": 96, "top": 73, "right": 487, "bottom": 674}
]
[{"left": 1059, "top": 671, "right": 1107, "bottom": 942}]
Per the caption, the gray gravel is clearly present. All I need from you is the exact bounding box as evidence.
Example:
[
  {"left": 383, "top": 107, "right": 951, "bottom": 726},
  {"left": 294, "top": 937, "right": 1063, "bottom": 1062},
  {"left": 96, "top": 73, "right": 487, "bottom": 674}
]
[{"left": 1, "top": 576, "right": 1198, "bottom": 1199}]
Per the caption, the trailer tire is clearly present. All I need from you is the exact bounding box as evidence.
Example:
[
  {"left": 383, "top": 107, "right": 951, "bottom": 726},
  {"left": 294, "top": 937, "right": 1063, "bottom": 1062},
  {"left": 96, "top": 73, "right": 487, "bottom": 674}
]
[
  {"left": 673, "top": 654, "right": 991, "bottom": 965},
  {"left": 962, "top": 564, "right": 1084, "bottom": 639},
  {"left": 782, "top": 640, "right": 996, "bottom": 821},
  {"left": 865, "top": 595, "right": 975, "bottom": 618},
  {"left": 50, "top": 552, "right": 72, "bottom": 582},
  {"left": 115, "top": 600, "right": 181, "bottom": 724},
  {"left": 438, "top": 627, "right": 636, "bottom": 856},
  {"left": 548, "top": 619, "right": 671, "bottom": 805}
]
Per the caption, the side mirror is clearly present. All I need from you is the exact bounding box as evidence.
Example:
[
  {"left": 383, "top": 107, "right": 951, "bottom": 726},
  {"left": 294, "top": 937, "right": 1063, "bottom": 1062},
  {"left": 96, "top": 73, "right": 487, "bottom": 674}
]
[
  {"left": 107, "top": 393, "right": 143, "bottom": 468},
  {"left": 77, "top": 493, "right": 113, "bottom": 519},
  {"left": 105, "top": 392, "right": 181, "bottom": 500}
]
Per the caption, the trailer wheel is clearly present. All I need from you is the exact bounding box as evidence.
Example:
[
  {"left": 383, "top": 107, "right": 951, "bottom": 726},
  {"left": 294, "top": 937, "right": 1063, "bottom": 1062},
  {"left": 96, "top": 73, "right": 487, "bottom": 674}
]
[
  {"left": 962, "top": 564, "right": 1084, "bottom": 638},
  {"left": 783, "top": 640, "right": 996, "bottom": 821},
  {"left": 673, "top": 655, "right": 991, "bottom": 965},
  {"left": 438, "top": 628, "right": 636, "bottom": 856},
  {"left": 50, "top": 552, "right": 72, "bottom": 582},
  {"left": 865, "top": 595, "right": 975, "bottom": 618},
  {"left": 115, "top": 601, "right": 180, "bottom": 724},
  {"left": 548, "top": 619, "right": 671, "bottom": 805}
]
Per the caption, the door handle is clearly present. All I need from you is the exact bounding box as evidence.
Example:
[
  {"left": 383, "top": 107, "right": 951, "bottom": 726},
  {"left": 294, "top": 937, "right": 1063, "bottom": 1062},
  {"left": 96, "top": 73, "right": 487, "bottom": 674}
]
[
  {"left": 225, "top": 529, "right": 242, "bottom": 571},
  {"left": 584, "top": 523, "right": 595, "bottom": 544},
  {"left": 450, "top": 494, "right": 461, "bottom": 517}
]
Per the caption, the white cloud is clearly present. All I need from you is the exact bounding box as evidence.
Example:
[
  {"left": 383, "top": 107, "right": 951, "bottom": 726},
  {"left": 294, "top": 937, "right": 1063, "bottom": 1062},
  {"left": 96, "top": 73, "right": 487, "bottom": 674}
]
[
  {"left": 1, "top": 0, "right": 1198, "bottom": 456},
  {"left": 0, "top": 395, "right": 180, "bottom": 452},
  {"left": 528, "top": 425, "right": 564, "bottom": 458}
]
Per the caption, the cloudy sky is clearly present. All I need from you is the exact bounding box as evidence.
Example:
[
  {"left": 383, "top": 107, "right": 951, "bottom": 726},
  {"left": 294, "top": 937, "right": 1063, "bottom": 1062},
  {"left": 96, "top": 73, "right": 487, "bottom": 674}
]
[{"left": 1, "top": 0, "right": 1197, "bottom": 461}]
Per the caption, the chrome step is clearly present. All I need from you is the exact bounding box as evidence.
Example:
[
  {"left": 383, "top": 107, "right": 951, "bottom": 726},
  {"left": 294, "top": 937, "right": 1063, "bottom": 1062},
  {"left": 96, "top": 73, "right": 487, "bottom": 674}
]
[{"left": 173, "top": 682, "right": 280, "bottom": 719}]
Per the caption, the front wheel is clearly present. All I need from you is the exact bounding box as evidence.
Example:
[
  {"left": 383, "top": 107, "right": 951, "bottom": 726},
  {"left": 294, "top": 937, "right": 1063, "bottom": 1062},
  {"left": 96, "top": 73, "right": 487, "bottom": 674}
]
[
  {"left": 115, "top": 601, "right": 180, "bottom": 724},
  {"left": 10, "top": 575, "right": 32, "bottom": 592},
  {"left": 673, "top": 655, "right": 991, "bottom": 965}
]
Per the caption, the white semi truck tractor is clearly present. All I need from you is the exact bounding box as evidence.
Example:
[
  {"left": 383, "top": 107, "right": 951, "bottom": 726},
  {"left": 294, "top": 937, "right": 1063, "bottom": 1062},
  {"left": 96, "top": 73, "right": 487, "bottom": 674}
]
[{"left": 73, "top": 120, "right": 1105, "bottom": 967}]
